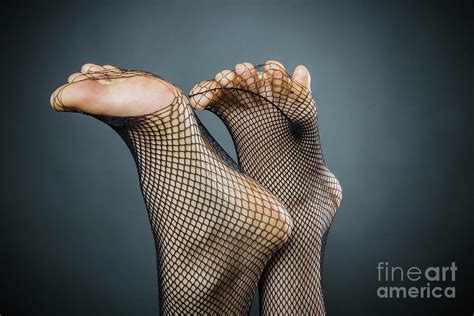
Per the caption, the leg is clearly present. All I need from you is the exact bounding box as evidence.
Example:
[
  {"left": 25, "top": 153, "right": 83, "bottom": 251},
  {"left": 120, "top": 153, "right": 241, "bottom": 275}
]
[
  {"left": 190, "top": 60, "right": 342, "bottom": 315},
  {"left": 51, "top": 64, "right": 293, "bottom": 314}
]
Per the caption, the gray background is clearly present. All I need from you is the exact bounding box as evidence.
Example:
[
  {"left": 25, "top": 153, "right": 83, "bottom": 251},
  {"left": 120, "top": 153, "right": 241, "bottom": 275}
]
[{"left": 1, "top": 0, "right": 472, "bottom": 315}]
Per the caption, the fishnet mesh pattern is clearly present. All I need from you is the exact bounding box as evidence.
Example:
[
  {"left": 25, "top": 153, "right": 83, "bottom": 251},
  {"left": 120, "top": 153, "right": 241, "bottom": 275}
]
[
  {"left": 52, "top": 69, "right": 293, "bottom": 315},
  {"left": 190, "top": 63, "right": 342, "bottom": 315}
]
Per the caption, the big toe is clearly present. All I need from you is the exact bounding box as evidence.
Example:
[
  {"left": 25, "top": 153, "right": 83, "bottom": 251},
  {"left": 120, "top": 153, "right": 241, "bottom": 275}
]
[
  {"left": 292, "top": 65, "right": 311, "bottom": 91},
  {"left": 50, "top": 79, "right": 103, "bottom": 112}
]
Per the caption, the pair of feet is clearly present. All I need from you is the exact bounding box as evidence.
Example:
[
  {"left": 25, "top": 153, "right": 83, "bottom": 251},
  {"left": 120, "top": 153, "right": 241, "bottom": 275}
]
[
  {"left": 51, "top": 60, "right": 341, "bottom": 315},
  {"left": 50, "top": 61, "right": 311, "bottom": 117}
]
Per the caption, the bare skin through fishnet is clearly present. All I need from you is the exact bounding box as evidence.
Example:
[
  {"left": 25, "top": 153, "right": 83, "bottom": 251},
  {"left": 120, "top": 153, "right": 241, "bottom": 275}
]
[
  {"left": 190, "top": 60, "right": 342, "bottom": 315},
  {"left": 50, "top": 64, "right": 293, "bottom": 314}
]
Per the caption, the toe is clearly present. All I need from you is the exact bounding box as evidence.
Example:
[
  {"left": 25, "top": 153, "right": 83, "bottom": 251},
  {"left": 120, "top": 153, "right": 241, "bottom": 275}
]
[
  {"left": 102, "top": 65, "right": 123, "bottom": 77},
  {"left": 50, "top": 84, "right": 70, "bottom": 111},
  {"left": 269, "top": 67, "right": 291, "bottom": 95},
  {"left": 80, "top": 64, "right": 109, "bottom": 83},
  {"left": 103, "top": 64, "right": 119, "bottom": 70},
  {"left": 68, "top": 72, "right": 82, "bottom": 83},
  {"left": 264, "top": 60, "right": 286, "bottom": 72},
  {"left": 189, "top": 80, "right": 220, "bottom": 110},
  {"left": 50, "top": 80, "right": 102, "bottom": 113},
  {"left": 81, "top": 63, "right": 101, "bottom": 73},
  {"left": 263, "top": 60, "right": 291, "bottom": 94},
  {"left": 256, "top": 71, "right": 268, "bottom": 95},
  {"left": 70, "top": 73, "right": 92, "bottom": 83},
  {"left": 235, "top": 62, "right": 256, "bottom": 78},
  {"left": 50, "top": 87, "right": 61, "bottom": 111},
  {"left": 189, "top": 69, "right": 238, "bottom": 110},
  {"left": 215, "top": 69, "right": 236, "bottom": 87},
  {"left": 235, "top": 62, "right": 258, "bottom": 91},
  {"left": 84, "top": 64, "right": 123, "bottom": 84},
  {"left": 88, "top": 64, "right": 104, "bottom": 74},
  {"left": 292, "top": 65, "right": 311, "bottom": 91}
]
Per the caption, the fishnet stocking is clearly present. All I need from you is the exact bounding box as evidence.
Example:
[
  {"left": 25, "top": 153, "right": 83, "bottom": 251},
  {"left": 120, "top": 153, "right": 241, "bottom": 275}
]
[
  {"left": 52, "top": 69, "right": 293, "bottom": 315},
  {"left": 190, "top": 63, "right": 342, "bottom": 315}
]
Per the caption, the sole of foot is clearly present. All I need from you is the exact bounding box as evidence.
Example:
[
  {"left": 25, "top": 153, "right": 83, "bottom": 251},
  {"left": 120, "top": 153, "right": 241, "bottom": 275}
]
[{"left": 50, "top": 63, "right": 177, "bottom": 117}]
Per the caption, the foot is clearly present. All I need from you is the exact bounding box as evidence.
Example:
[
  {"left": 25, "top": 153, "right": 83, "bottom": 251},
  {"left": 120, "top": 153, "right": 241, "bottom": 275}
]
[
  {"left": 189, "top": 60, "right": 342, "bottom": 314},
  {"left": 50, "top": 63, "right": 176, "bottom": 116},
  {"left": 51, "top": 63, "right": 293, "bottom": 314},
  {"left": 190, "top": 61, "right": 314, "bottom": 125}
]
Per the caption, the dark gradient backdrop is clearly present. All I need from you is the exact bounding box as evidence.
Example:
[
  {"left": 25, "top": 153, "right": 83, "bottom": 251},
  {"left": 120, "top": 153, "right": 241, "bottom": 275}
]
[{"left": 1, "top": 0, "right": 472, "bottom": 315}]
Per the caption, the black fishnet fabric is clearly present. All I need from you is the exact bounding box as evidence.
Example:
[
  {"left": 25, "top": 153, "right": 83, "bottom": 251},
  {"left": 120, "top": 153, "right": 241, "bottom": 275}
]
[
  {"left": 52, "top": 69, "right": 293, "bottom": 315},
  {"left": 190, "top": 63, "right": 342, "bottom": 315}
]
